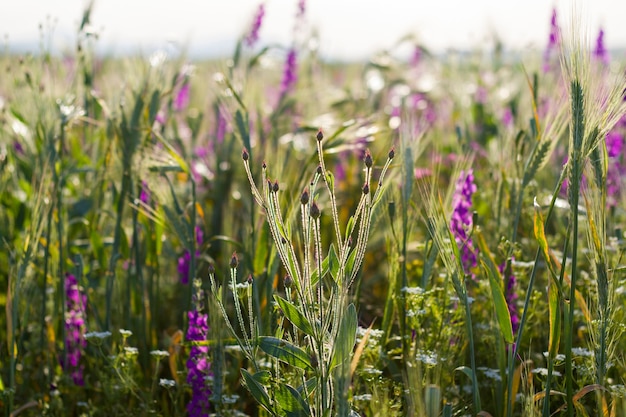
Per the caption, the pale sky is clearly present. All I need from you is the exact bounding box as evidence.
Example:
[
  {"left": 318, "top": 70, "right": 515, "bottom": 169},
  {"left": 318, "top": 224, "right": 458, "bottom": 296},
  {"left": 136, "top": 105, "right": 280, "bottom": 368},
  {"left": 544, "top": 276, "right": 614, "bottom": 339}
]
[{"left": 2, "top": 0, "right": 625, "bottom": 59}]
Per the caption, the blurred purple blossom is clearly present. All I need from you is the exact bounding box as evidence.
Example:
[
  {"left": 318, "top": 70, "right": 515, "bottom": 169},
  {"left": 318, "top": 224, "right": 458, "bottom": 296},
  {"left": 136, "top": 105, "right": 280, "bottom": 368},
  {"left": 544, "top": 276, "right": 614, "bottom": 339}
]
[
  {"left": 245, "top": 3, "right": 266, "bottom": 47},
  {"left": 297, "top": 0, "right": 306, "bottom": 19},
  {"left": 186, "top": 308, "right": 211, "bottom": 417},
  {"left": 498, "top": 259, "right": 519, "bottom": 335},
  {"left": 64, "top": 273, "right": 87, "bottom": 385},
  {"left": 410, "top": 45, "right": 422, "bottom": 68},
  {"left": 279, "top": 48, "right": 298, "bottom": 99},
  {"left": 13, "top": 141, "right": 24, "bottom": 155},
  {"left": 139, "top": 181, "right": 151, "bottom": 205},
  {"left": 174, "top": 81, "right": 190, "bottom": 112},
  {"left": 606, "top": 130, "right": 625, "bottom": 208},
  {"left": 450, "top": 169, "right": 478, "bottom": 277},
  {"left": 178, "top": 226, "right": 204, "bottom": 285},
  {"left": 543, "top": 8, "right": 561, "bottom": 73},
  {"left": 593, "top": 28, "right": 609, "bottom": 66}
]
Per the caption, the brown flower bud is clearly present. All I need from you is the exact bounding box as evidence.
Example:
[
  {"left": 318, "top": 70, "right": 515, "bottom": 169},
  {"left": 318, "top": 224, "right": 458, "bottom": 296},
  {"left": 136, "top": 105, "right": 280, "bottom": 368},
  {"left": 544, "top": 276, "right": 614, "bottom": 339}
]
[
  {"left": 362, "top": 183, "right": 370, "bottom": 195},
  {"left": 284, "top": 275, "right": 292, "bottom": 288},
  {"left": 229, "top": 252, "right": 239, "bottom": 269},
  {"left": 388, "top": 147, "right": 395, "bottom": 159},
  {"left": 310, "top": 202, "right": 321, "bottom": 219},
  {"left": 242, "top": 148, "right": 249, "bottom": 161},
  {"left": 300, "top": 189, "right": 309, "bottom": 205},
  {"left": 272, "top": 180, "right": 279, "bottom": 193},
  {"left": 364, "top": 150, "right": 373, "bottom": 168},
  {"left": 316, "top": 129, "right": 324, "bottom": 142}
]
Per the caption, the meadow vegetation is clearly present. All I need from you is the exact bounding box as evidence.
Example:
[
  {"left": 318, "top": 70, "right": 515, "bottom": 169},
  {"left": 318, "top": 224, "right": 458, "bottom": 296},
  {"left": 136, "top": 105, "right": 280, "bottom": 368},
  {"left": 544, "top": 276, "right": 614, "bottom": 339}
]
[{"left": 1, "top": 3, "right": 626, "bottom": 417}]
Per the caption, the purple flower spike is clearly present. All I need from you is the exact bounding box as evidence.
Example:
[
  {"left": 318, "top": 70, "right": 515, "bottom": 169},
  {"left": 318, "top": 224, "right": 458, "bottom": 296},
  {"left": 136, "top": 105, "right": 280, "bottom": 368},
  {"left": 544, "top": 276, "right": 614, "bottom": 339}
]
[
  {"left": 186, "top": 309, "right": 211, "bottom": 417},
  {"left": 606, "top": 130, "right": 625, "bottom": 208},
  {"left": 64, "top": 273, "right": 87, "bottom": 385},
  {"left": 245, "top": 3, "right": 266, "bottom": 48},
  {"left": 543, "top": 8, "right": 561, "bottom": 73},
  {"left": 450, "top": 169, "right": 478, "bottom": 277},
  {"left": 279, "top": 48, "right": 298, "bottom": 99},
  {"left": 178, "top": 226, "right": 204, "bottom": 285},
  {"left": 594, "top": 28, "right": 609, "bottom": 66}
]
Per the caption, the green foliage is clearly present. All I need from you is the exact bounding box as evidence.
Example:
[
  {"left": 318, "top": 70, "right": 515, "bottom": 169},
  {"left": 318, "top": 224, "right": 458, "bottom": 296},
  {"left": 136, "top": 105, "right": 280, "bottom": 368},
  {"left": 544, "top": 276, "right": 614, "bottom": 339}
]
[{"left": 2, "top": 4, "right": 626, "bottom": 417}]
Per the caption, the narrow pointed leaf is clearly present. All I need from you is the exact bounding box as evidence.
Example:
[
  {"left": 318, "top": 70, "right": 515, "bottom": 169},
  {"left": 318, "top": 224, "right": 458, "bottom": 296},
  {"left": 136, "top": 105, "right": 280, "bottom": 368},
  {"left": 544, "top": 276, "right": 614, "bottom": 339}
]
[
  {"left": 241, "top": 368, "right": 273, "bottom": 413},
  {"left": 275, "top": 382, "right": 311, "bottom": 416},
  {"left": 331, "top": 303, "right": 357, "bottom": 369},
  {"left": 475, "top": 231, "right": 513, "bottom": 343},
  {"left": 274, "top": 295, "right": 314, "bottom": 337},
  {"left": 258, "top": 336, "right": 313, "bottom": 371},
  {"left": 548, "top": 279, "right": 561, "bottom": 359}
]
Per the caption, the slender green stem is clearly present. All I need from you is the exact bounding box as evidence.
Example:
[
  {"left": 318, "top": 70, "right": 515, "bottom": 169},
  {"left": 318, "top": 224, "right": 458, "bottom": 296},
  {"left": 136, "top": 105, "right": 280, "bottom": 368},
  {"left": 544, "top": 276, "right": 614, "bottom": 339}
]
[
  {"left": 565, "top": 79, "right": 585, "bottom": 417},
  {"left": 462, "top": 282, "right": 482, "bottom": 415},
  {"left": 106, "top": 167, "right": 131, "bottom": 330}
]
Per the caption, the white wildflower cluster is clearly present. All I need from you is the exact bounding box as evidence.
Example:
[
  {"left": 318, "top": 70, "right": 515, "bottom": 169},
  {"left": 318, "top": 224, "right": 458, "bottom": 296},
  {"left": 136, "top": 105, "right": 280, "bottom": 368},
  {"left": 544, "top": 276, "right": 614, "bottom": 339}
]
[
  {"left": 159, "top": 378, "right": 176, "bottom": 388},
  {"left": 150, "top": 350, "right": 170, "bottom": 359},
  {"left": 85, "top": 331, "right": 112, "bottom": 340},
  {"left": 123, "top": 346, "right": 139, "bottom": 356},
  {"left": 415, "top": 351, "right": 439, "bottom": 366}
]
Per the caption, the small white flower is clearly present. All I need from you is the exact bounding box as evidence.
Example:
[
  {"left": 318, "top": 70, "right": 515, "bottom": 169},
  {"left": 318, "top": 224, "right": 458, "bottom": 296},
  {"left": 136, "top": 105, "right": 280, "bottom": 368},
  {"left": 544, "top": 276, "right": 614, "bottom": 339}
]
[
  {"left": 150, "top": 350, "right": 170, "bottom": 358},
  {"left": 124, "top": 346, "right": 139, "bottom": 356},
  {"left": 531, "top": 368, "right": 562, "bottom": 377},
  {"left": 542, "top": 352, "right": 566, "bottom": 361},
  {"left": 222, "top": 394, "right": 240, "bottom": 404},
  {"left": 571, "top": 347, "right": 594, "bottom": 357},
  {"left": 85, "top": 331, "right": 112, "bottom": 340},
  {"left": 401, "top": 286, "right": 425, "bottom": 295},
  {"left": 119, "top": 329, "right": 133, "bottom": 337},
  {"left": 159, "top": 379, "right": 176, "bottom": 388}
]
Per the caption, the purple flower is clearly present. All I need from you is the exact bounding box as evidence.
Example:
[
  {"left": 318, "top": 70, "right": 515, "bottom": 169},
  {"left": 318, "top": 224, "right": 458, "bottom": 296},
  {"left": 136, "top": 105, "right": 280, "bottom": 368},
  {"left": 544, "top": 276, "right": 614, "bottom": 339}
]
[
  {"left": 186, "top": 309, "right": 211, "bottom": 417},
  {"left": 64, "top": 273, "right": 87, "bottom": 385},
  {"left": 13, "top": 141, "right": 24, "bottom": 155},
  {"left": 139, "top": 181, "right": 151, "bottom": 205},
  {"left": 297, "top": 0, "right": 306, "bottom": 19},
  {"left": 606, "top": 130, "right": 624, "bottom": 208},
  {"left": 279, "top": 48, "right": 298, "bottom": 99},
  {"left": 543, "top": 8, "right": 560, "bottom": 73},
  {"left": 498, "top": 259, "right": 519, "bottom": 335},
  {"left": 594, "top": 28, "right": 609, "bottom": 66},
  {"left": 178, "top": 226, "right": 204, "bottom": 285},
  {"left": 245, "top": 3, "right": 265, "bottom": 47},
  {"left": 174, "top": 81, "right": 190, "bottom": 112},
  {"left": 450, "top": 169, "right": 478, "bottom": 276}
]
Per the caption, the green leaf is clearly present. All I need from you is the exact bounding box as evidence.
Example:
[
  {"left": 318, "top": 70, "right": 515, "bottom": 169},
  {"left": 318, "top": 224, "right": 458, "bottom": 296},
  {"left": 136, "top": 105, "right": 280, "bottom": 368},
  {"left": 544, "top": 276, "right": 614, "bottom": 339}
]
[
  {"left": 275, "top": 382, "right": 311, "bottom": 416},
  {"left": 344, "top": 216, "right": 355, "bottom": 243},
  {"left": 236, "top": 110, "right": 251, "bottom": 152},
  {"left": 148, "top": 89, "right": 161, "bottom": 125},
  {"left": 533, "top": 199, "right": 558, "bottom": 282},
  {"left": 331, "top": 303, "right": 357, "bottom": 369},
  {"left": 241, "top": 368, "right": 273, "bottom": 413},
  {"left": 455, "top": 366, "right": 475, "bottom": 383},
  {"left": 90, "top": 229, "right": 106, "bottom": 270},
  {"left": 475, "top": 231, "right": 514, "bottom": 344},
  {"left": 548, "top": 279, "right": 561, "bottom": 359},
  {"left": 253, "top": 223, "right": 270, "bottom": 275},
  {"left": 258, "top": 336, "right": 313, "bottom": 371},
  {"left": 327, "top": 243, "right": 340, "bottom": 282},
  {"left": 274, "top": 295, "right": 315, "bottom": 337}
]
